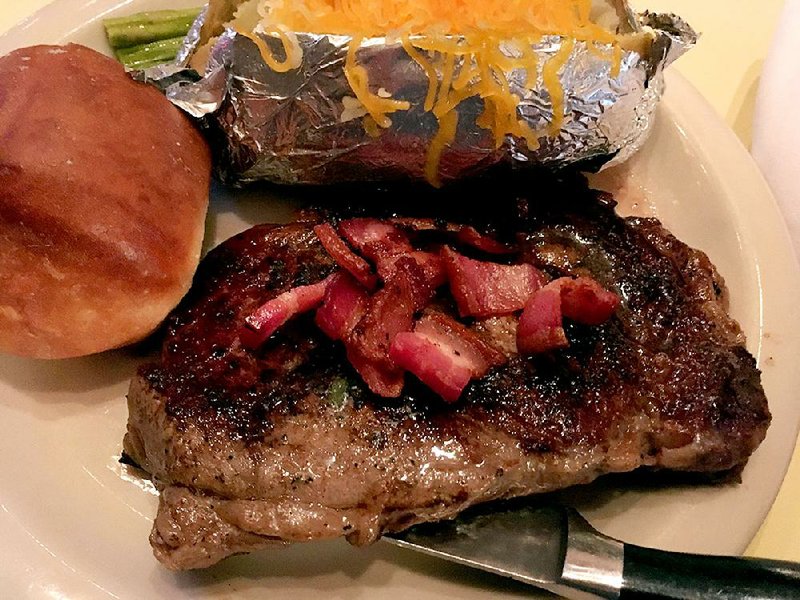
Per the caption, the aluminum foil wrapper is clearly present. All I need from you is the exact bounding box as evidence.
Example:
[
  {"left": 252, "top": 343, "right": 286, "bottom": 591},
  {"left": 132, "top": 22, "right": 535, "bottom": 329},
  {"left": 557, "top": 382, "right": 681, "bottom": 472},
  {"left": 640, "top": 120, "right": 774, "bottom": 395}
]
[{"left": 142, "top": 10, "right": 696, "bottom": 185}]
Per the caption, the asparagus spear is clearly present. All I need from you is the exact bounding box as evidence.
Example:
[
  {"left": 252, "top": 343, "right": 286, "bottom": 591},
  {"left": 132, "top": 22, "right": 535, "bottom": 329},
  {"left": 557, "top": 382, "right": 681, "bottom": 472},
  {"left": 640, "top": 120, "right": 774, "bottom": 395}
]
[
  {"left": 104, "top": 8, "right": 201, "bottom": 50},
  {"left": 114, "top": 36, "right": 187, "bottom": 70}
]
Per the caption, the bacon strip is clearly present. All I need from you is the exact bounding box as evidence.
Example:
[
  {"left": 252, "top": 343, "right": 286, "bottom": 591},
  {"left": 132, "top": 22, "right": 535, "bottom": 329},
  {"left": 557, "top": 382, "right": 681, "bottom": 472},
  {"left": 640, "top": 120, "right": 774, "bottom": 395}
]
[
  {"left": 315, "top": 272, "right": 369, "bottom": 341},
  {"left": 389, "top": 333, "right": 472, "bottom": 402},
  {"left": 456, "top": 225, "right": 515, "bottom": 254},
  {"left": 344, "top": 271, "right": 416, "bottom": 397},
  {"left": 517, "top": 277, "right": 619, "bottom": 354},
  {"left": 517, "top": 283, "right": 569, "bottom": 354},
  {"left": 390, "top": 218, "right": 516, "bottom": 255},
  {"left": 314, "top": 223, "right": 377, "bottom": 290},
  {"left": 390, "top": 311, "right": 507, "bottom": 402},
  {"left": 560, "top": 276, "right": 620, "bottom": 325},
  {"left": 414, "top": 311, "right": 506, "bottom": 374},
  {"left": 338, "top": 218, "right": 413, "bottom": 261},
  {"left": 376, "top": 250, "right": 444, "bottom": 286},
  {"left": 241, "top": 274, "right": 335, "bottom": 348},
  {"left": 441, "top": 246, "right": 543, "bottom": 317},
  {"left": 379, "top": 252, "right": 446, "bottom": 308}
]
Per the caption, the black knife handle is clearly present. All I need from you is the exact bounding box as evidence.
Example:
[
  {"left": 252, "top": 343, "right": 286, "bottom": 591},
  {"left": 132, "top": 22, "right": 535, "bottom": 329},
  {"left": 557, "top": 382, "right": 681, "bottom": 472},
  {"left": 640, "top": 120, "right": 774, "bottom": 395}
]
[{"left": 619, "top": 543, "right": 800, "bottom": 599}]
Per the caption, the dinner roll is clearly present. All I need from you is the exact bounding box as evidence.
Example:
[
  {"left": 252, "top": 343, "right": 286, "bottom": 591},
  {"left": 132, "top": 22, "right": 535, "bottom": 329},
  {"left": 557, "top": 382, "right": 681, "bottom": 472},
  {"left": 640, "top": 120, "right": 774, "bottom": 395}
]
[{"left": 0, "top": 43, "right": 211, "bottom": 359}]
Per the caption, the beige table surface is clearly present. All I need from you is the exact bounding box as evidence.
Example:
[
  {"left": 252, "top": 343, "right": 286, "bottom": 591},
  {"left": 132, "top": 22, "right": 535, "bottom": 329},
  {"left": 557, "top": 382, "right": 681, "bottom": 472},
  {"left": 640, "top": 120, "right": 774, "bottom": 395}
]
[{"left": 0, "top": 0, "right": 797, "bottom": 564}]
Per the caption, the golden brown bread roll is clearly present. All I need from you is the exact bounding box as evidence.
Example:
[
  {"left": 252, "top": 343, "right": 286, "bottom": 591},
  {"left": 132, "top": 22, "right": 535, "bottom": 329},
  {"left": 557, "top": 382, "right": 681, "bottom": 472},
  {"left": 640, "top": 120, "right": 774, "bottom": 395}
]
[{"left": 0, "top": 44, "right": 211, "bottom": 359}]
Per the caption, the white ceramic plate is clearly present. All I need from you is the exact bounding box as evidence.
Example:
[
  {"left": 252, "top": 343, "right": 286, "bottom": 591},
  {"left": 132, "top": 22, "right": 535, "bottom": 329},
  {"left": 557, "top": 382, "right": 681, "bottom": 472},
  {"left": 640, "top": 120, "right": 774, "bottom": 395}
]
[{"left": 2, "top": 2, "right": 800, "bottom": 598}]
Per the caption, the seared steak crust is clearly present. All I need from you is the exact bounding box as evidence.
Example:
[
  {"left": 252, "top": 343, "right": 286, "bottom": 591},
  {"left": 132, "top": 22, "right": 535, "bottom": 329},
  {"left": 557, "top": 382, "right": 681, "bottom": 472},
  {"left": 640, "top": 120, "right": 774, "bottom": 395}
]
[{"left": 125, "top": 183, "right": 769, "bottom": 570}]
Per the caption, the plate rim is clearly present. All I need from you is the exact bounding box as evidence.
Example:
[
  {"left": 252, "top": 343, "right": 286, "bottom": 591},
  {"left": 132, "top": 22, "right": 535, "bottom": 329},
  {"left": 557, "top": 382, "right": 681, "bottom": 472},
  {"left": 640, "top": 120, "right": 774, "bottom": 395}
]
[{"left": 1, "top": 0, "right": 800, "bottom": 596}]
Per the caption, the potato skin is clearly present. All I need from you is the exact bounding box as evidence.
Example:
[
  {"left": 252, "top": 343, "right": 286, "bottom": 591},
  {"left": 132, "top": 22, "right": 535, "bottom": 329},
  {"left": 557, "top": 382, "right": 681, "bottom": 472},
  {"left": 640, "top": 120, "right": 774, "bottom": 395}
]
[{"left": 0, "top": 44, "right": 211, "bottom": 359}]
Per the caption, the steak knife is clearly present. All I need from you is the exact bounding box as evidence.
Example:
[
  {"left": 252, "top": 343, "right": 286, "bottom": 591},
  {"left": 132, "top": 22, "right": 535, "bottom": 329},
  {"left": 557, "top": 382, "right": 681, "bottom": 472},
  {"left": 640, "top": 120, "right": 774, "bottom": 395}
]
[{"left": 383, "top": 500, "right": 800, "bottom": 599}]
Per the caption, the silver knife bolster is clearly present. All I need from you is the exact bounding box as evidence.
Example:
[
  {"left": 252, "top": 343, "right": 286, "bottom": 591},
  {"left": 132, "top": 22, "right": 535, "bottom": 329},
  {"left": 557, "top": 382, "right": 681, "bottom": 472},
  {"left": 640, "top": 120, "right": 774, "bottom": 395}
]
[{"left": 550, "top": 508, "right": 624, "bottom": 600}]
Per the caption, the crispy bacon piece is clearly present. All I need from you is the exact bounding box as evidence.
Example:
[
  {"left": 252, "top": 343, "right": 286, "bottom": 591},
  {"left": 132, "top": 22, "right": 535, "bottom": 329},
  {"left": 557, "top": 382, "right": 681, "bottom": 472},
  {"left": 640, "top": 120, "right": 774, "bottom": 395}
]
[
  {"left": 344, "top": 272, "right": 416, "bottom": 397},
  {"left": 456, "top": 225, "right": 515, "bottom": 254},
  {"left": 390, "top": 311, "right": 507, "bottom": 402},
  {"left": 388, "top": 217, "right": 445, "bottom": 233},
  {"left": 338, "top": 218, "right": 413, "bottom": 262},
  {"left": 390, "top": 218, "right": 515, "bottom": 255},
  {"left": 517, "top": 283, "right": 568, "bottom": 354},
  {"left": 389, "top": 333, "right": 472, "bottom": 402},
  {"left": 314, "top": 223, "right": 377, "bottom": 290},
  {"left": 377, "top": 250, "right": 444, "bottom": 285},
  {"left": 560, "top": 276, "right": 620, "bottom": 325},
  {"left": 241, "top": 274, "right": 335, "bottom": 348},
  {"left": 517, "top": 277, "right": 619, "bottom": 354},
  {"left": 441, "top": 246, "right": 543, "bottom": 317},
  {"left": 314, "top": 272, "right": 369, "bottom": 341},
  {"left": 415, "top": 311, "right": 506, "bottom": 375},
  {"left": 378, "top": 251, "right": 446, "bottom": 307}
]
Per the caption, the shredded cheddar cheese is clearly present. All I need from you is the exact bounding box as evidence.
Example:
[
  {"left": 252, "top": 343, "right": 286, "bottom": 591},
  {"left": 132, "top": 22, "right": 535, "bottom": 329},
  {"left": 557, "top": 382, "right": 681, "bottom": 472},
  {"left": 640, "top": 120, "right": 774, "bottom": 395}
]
[
  {"left": 251, "top": 0, "right": 630, "bottom": 185},
  {"left": 236, "top": 25, "right": 302, "bottom": 72},
  {"left": 344, "top": 38, "right": 411, "bottom": 128}
]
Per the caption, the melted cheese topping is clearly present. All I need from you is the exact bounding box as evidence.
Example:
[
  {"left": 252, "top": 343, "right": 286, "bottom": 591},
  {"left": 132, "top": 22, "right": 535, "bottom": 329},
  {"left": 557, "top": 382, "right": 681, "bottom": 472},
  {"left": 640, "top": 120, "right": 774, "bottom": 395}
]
[{"left": 253, "top": 0, "right": 628, "bottom": 185}]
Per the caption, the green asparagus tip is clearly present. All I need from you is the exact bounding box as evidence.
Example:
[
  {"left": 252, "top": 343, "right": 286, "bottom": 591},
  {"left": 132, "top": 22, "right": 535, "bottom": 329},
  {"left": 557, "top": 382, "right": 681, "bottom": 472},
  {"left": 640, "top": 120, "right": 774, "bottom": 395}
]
[
  {"left": 104, "top": 7, "right": 202, "bottom": 50},
  {"left": 114, "top": 36, "right": 186, "bottom": 70}
]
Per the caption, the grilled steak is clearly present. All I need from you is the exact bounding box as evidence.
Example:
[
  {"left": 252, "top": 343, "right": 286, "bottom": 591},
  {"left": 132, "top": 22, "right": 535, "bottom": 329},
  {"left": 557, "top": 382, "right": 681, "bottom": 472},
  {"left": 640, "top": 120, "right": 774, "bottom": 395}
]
[{"left": 124, "top": 178, "right": 770, "bottom": 570}]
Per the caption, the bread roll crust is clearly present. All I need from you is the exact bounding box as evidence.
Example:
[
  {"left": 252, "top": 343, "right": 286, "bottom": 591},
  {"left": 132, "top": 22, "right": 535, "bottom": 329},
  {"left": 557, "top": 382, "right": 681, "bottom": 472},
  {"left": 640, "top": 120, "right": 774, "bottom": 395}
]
[{"left": 0, "top": 44, "right": 211, "bottom": 359}]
